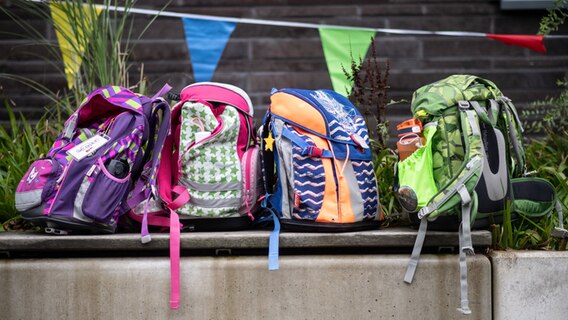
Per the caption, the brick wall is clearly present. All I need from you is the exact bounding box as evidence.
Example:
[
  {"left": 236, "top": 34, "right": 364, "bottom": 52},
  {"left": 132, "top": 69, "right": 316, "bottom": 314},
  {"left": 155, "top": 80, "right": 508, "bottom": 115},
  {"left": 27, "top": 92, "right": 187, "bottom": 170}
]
[{"left": 1, "top": 0, "right": 567, "bottom": 140}]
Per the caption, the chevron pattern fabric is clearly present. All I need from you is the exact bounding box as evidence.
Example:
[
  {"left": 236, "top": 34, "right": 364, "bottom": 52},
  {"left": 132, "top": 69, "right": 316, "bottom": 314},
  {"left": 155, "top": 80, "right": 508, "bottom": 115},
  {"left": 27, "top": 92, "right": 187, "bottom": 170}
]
[
  {"left": 289, "top": 126, "right": 325, "bottom": 220},
  {"left": 352, "top": 160, "right": 379, "bottom": 219}
]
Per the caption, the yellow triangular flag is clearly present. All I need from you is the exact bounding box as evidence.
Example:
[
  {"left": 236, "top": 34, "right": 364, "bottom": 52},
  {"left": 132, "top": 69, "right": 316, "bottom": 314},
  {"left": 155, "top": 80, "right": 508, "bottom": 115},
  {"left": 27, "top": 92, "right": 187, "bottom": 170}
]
[{"left": 50, "top": 3, "right": 102, "bottom": 89}]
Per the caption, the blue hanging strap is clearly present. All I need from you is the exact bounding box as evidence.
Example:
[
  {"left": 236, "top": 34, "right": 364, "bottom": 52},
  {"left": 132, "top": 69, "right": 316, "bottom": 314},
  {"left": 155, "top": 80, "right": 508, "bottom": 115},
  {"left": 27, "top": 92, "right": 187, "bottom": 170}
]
[{"left": 268, "top": 209, "right": 280, "bottom": 271}]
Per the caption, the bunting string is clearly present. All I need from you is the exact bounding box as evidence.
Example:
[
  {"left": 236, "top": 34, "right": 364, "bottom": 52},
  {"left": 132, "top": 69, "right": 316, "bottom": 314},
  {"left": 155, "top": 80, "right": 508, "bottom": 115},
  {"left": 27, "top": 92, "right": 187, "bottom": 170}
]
[
  {"left": 88, "top": 3, "right": 568, "bottom": 39},
  {"left": 32, "top": 1, "right": 568, "bottom": 39},
  {"left": 34, "top": 0, "right": 568, "bottom": 94}
]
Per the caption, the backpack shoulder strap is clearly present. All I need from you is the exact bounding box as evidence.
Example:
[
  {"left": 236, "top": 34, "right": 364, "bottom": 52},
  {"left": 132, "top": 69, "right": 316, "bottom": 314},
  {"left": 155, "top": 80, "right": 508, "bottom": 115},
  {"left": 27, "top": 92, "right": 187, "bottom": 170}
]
[
  {"left": 500, "top": 97, "right": 526, "bottom": 176},
  {"left": 259, "top": 111, "right": 281, "bottom": 271},
  {"left": 157, "top": 101, "right": 190, "bottom": 210},
  {"left": 126, "top": 98, "right": 171, "bottom": 202},
  {"left": 126, "top": 87, "right": 172, "bottom": 235},
  {"left": 260, "top": 112, "right": 276, "bottom": 196},
  {"left": 126, "top": 87, "right": 184, "bottom": 310}
]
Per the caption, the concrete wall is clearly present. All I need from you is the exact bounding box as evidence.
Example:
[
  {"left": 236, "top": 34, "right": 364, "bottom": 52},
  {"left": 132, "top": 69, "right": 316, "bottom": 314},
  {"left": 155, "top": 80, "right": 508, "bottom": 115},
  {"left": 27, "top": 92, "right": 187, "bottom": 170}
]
[
  {"left": 0, "top": 255, "right": 491, "bottom": 319},
  {"left": 1, "top": 1, "right": 567, "bottom": 133},
  {"left": 490, "top": 250, "right": 568, "bottom": 320}
]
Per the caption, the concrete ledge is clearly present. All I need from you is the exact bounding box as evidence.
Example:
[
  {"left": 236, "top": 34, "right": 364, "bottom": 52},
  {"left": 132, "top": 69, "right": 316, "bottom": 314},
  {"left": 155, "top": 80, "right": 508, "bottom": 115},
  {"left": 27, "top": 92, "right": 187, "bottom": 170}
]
[
  {"left": 490, "top": 250, "right": 568, "bottom": 320},
  {"left": 0, "top": 228, "right": 492, "bottom": 253},
  {"left": 0, "top": 254, "right": 491, "bottom": 320}
]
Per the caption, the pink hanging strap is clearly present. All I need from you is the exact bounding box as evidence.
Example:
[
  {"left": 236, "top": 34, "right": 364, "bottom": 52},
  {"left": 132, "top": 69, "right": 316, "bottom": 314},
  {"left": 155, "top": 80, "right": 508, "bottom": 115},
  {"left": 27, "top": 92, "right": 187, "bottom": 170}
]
[
  {"left": 156, "top": 102, "right": 190, "bottom": 310},
  {"left": 169, "top": 208, "right": 181, "bottom": 309}
]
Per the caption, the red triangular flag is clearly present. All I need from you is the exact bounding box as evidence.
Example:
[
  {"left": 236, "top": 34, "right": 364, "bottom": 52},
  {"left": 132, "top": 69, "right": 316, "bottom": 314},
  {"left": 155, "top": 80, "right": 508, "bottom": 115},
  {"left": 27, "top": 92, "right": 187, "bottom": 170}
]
[{"left": 486, "top": 34, "right": 546, "bottom": 53}]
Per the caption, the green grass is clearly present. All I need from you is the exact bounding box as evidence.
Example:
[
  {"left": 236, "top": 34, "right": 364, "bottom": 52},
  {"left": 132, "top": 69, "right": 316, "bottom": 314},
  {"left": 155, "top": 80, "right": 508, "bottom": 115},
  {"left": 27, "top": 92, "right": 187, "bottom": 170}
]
[
  {"left": 372, "top": 145, "right": 402, "bottom": 224},
  {"left": 494, "top": 82, "right": 568, "bottom": 250},
  {"left": 0, "top": 103, "right": 60, "bottom": 223},
  {"left": 0, "top": 0, "right": 166, "bottom": 226}
]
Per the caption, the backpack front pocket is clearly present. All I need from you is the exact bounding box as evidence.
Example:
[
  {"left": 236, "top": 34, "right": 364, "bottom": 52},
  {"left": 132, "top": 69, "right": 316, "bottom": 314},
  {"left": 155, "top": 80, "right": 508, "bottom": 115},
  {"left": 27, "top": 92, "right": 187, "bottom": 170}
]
[
  {"left": 290, "top": 145, "right": 326, "bottom": 220},
  {"left": 78, "top": 158, "right": 131, "bottom": 223},
  {"left": 178, "top": 104, "right": 242, "bottom": 218},
  {"left": 276, "top": 124, "right": 326, "bottom": 221}
]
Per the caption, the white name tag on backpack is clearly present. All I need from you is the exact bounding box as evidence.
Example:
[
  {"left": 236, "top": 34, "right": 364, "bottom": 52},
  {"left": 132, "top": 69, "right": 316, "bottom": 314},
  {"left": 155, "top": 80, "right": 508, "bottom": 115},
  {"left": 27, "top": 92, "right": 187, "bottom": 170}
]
[{"left": 67, "top": 134, "right": 110, "bottom": 161}]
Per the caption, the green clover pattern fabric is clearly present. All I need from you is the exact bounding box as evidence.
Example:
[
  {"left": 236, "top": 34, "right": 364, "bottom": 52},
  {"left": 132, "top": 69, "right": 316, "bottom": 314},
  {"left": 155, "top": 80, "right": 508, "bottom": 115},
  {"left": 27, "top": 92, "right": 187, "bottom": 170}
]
[{"left": 178, "top": 102, "right": 242, "bottom": 218}]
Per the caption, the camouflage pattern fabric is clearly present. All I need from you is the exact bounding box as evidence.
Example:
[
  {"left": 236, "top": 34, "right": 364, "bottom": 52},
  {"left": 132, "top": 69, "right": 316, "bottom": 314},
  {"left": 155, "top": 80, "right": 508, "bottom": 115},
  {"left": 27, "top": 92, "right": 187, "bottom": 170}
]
[
  {"left": 409, "top": 75, "right": 492, "bottom": 219},
  {"left": 426, "top": 109, "right": 483, "bottom": 219},
  {"left": 411, "top": 75, "right": 502, "bottom": 117}
]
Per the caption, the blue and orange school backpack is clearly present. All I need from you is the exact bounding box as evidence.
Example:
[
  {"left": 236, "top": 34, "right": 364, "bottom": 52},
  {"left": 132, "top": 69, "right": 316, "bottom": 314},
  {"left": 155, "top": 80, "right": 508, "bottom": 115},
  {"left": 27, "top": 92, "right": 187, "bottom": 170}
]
[{"left": 260, "top": 88, "right": 382, "bottom": 269}]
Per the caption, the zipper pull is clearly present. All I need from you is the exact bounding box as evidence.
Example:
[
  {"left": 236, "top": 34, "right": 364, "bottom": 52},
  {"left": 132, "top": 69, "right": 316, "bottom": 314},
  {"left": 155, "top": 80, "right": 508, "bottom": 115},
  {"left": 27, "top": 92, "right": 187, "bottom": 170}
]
[{"left": 87, "top": 164, "right": 97, "bottom": 177}]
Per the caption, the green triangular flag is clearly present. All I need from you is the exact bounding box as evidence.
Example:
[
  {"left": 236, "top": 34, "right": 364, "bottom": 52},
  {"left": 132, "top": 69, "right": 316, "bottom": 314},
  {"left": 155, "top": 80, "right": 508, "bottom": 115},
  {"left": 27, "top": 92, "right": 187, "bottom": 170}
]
[{"left": 319, "top": 28, "right": 376, "bottom": 97}]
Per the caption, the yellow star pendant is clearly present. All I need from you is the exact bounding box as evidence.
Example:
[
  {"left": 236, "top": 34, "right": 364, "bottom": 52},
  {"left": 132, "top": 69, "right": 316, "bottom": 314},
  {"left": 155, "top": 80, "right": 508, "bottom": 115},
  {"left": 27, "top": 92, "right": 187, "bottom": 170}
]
[{"left": 264, "top": 132, "right": 275, "bottom": 151}]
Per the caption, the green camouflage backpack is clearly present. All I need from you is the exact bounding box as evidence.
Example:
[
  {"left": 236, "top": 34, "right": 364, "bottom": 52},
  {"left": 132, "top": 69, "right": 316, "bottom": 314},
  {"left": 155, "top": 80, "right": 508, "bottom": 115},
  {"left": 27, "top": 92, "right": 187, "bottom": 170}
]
[{"left": 397, "top": 75, "right": 563, "bottom": 314}]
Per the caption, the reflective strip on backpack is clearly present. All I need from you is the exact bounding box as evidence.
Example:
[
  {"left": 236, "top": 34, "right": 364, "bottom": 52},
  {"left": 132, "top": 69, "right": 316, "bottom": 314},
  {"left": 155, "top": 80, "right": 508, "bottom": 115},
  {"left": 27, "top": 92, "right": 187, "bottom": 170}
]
[{"left": 180, "top": 179, "right": 241, "bottom": 192}]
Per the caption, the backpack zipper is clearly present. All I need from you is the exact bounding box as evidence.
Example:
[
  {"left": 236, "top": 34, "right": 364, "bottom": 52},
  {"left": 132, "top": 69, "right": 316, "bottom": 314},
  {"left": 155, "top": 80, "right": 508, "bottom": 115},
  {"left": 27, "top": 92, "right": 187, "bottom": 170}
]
[
  {"left": 181, "top": 82, "right": 254, "bottom": 116},
  {"left": 183, "top": 116, "right": 225, "bottom": 152},
  {"left": 46, "top": 159, "right": 74, "bottom": 215},
  {"left": 329, "top": 144, "right": 342, "bottom": 223},
  {"left": 242, "top": 147, "right": 254, "bottom": 219}
]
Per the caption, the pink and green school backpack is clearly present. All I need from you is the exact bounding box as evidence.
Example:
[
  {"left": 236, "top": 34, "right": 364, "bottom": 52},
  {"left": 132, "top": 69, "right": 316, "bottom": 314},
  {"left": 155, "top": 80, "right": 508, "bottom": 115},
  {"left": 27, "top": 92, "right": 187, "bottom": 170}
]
[
  {"left": 151, "top": 82, "right": 261, "bottom": 231},
  {"left": 136, "top": 82, "right": 262, "bottom": 309},
  {"left": 15, "top": 85, "right": 172, "bottom": 234}
]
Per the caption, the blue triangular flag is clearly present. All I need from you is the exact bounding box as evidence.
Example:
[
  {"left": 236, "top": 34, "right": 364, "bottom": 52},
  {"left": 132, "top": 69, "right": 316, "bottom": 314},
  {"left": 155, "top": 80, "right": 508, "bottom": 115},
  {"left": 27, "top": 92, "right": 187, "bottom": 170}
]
[{"left": 182, "top": 18, "right": 236, "bottom": 83}]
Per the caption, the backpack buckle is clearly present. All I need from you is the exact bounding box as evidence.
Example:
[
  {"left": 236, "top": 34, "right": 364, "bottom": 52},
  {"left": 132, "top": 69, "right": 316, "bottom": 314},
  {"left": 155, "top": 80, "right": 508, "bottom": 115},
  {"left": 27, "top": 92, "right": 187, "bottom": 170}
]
[
  {"left": 458, "top": 101, "right": 470, "bottom": 110},
  {"left": 417, "top": 206, "right": 431, "bottom": 219},
  {"left": 305, "top": 146, "right": 323, "bottom": 157}
]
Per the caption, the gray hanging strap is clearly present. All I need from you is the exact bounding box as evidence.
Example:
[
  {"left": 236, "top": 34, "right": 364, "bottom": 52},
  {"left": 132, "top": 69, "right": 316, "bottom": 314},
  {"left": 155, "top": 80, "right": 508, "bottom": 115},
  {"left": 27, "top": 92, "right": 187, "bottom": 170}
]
[
  {"left": 457, "top": 185, "right": 474, "bottom": 255},
  {"left": 456, "top": 184, "right": 474, "bottom": 315},
  {"left": 551, "top": 201, "right": 568, "bottom": 242},
  {"left": 458, "top": 224, "right": 472, "bottom": 315},
  {"left": 556, "top": 200, "right": 564, "bottom": 229},
  {"left": 404, "top": 217, "right": 429, "bottom": 284}
]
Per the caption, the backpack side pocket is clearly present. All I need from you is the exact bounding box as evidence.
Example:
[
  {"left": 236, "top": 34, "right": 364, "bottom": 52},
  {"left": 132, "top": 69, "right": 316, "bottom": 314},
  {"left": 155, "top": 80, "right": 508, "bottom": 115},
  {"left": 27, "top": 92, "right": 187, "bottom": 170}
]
[
  {"left": 16, "top": 159, "right": 61, "bottom": 212},
  {"left": 240, "top": 146, "right": 262, "bottom": 218},
  {"left": 397, "top": 124, "right": 438, "bottom": 211}
]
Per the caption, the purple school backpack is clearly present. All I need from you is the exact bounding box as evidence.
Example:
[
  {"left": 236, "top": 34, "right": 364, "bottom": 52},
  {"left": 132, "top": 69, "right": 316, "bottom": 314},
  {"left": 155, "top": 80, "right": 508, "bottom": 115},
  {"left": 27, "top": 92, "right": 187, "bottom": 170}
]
[{"left": 15, "top": 85, "right": 171, "bottom": 234}]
